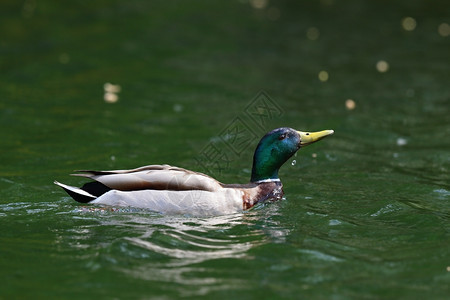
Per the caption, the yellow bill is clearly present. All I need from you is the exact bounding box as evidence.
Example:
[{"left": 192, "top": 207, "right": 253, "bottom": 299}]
[{"left": 298, "top": 129, "right": 334, "bottom": 146}]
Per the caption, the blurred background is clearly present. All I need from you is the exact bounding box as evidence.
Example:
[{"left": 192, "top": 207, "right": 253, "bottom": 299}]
[{"left": 1, "top": 0, "right": 449, "bottom": 299}]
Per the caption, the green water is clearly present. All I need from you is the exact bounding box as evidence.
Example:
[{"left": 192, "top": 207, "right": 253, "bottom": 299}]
[{"left": 1, "top": 0, "right": 449, "bottom": 298}]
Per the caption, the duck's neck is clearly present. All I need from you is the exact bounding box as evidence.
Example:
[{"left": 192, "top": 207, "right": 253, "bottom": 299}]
[
  {"left": 251, "top": 167, "right": 280, "bottom": 183},
  {"left": 250, "top": 149, "right": 284, "bottom": 183}
]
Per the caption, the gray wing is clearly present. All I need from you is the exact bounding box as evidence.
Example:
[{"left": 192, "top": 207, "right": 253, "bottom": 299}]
[{"left": 72, "top": 164, "right": 223, "bottom": 192}]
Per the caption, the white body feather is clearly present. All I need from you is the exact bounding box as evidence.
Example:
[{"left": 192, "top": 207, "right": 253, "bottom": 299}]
[{"left": 91, "top": 188, "right": 245, "bottom": 216}]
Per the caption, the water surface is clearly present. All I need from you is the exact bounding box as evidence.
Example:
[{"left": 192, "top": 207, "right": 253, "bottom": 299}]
[{"left": 1, "top": 0, "right": 449, "bottom": 299}]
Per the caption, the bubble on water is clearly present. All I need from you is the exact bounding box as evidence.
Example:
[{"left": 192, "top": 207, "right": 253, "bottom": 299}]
[
  {"left": 376, "top": 60, "right": 389, "bottom": 73},
  {"left": 306, "top": 27, "right": 320, "bottom": 40},
  {"left": 291, "top": 159, "right": 297, "bottom": 166},
  {"left": 250, "top": 0, "right": 268, "bottom": 9},
  {"left": 438, "top": 23, "right": 450, "bottom": 37},
  {"left": 345, "top": 99, "right": 356, "bottom": 110},
  {"left": 396, "top": 137, "right": 408, "bottom": 146},
  {"left": 103, "top": 82, "right": 121, "bottom": 103},
  {"left": 402, "top": 17, "right": 416, "bottom": 31},
  {"left": 318, "top": 70, "right": 329, "bottom": 82},
  {"left": 104, "top": 83, "right": 121, "bottom": 93},
  {"left": 104, "top": 92, "right": 118, "bottom": 103},
  {"left": 173, "top": 104, "right": 183, "bottom": 112}
]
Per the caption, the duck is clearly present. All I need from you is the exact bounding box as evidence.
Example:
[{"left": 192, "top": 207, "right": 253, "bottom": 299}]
[{"left": 55, "top": 127, "right": 333, "bottom": 216}]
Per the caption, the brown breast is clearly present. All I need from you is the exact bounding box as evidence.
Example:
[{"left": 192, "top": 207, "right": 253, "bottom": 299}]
[{"left": 240, "top": 181, "right": 284, "bottom": 210}]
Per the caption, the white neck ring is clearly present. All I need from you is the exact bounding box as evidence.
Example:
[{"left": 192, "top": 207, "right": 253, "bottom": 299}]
[{"left": 254, "top": 178, "right": 281, "bottom": 184}]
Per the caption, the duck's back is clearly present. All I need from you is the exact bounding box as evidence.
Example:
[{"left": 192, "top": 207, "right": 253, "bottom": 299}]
[{"left": 74, "top": 164, "right": 223, "bottom": 192}]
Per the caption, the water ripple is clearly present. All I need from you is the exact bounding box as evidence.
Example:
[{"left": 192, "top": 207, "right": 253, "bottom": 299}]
[
  {"left": 125, "top": 235, "right": 252, "bottom": 262},
  {"left": 97, "top": 212, "right": 279, "bottom": 296},
  {"left": 53, "top": 205, "right": 289, "bottom": 296}
]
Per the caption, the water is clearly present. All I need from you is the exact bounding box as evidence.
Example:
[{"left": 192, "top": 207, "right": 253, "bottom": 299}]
[{"left": 1, "top": 0, "right": 449, "bottom": 299}]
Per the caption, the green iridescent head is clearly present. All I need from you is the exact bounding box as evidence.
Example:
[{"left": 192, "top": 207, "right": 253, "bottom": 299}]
[{"left": 250, "top": 127, "right": 334, "bottom": 182}]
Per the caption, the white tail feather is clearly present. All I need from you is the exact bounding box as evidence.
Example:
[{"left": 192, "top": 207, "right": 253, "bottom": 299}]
[{"left": 54, "top": 181, "right": 96, "bottom": 199}]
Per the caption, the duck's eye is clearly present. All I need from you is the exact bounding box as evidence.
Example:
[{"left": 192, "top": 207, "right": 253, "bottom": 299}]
[
  {"left": 306, "top": 133, "right": 310, "bottom": 135},
  {"left": 278, "top": 134, "right": 287, "bottom": 140}
]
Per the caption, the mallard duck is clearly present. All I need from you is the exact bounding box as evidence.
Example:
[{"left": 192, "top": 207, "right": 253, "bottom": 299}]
[{"left": 55, "top": 127, "right": 333, "bottom": 216}]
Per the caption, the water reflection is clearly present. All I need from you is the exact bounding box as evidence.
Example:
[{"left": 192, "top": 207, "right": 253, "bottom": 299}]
[
  {"left": 60, "top": 204, "right": 290, "bottom": 295},
  {"left": 121, "top": 214, "right": 261, "bottom": 264}
]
